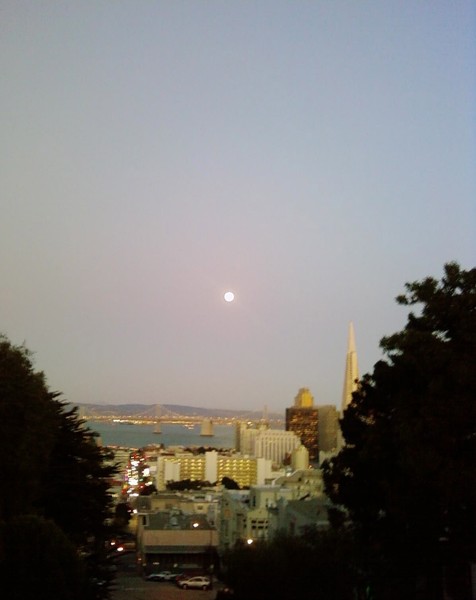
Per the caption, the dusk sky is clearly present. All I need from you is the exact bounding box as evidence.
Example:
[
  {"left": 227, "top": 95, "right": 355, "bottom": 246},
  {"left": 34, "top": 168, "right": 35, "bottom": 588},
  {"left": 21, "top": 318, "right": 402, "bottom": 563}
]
[{"left": 1, "top": 2, "right": 475, "bottom": 415}]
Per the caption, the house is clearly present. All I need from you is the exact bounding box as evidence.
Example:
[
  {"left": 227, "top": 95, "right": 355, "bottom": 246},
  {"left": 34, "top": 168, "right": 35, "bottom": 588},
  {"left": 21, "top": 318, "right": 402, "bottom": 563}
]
[{"left": 136, "top": 508, "right": 219, "bottom": 577}]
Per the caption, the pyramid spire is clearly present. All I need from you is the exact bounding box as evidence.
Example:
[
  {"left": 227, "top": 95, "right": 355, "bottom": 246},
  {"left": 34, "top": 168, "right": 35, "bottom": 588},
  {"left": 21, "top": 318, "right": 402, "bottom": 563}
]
[{"left": 341, "top": 321, "right": 359, "bottom": 412}]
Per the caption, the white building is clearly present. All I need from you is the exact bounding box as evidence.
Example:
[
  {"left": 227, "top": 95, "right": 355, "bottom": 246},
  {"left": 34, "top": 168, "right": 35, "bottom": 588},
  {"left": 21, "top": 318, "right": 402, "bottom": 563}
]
[
  {"left": 144, "top": 448, "right": 280, "bottom": 491},
  {"left": 236, "top": 422, "right": 301, "bottom": 465}
]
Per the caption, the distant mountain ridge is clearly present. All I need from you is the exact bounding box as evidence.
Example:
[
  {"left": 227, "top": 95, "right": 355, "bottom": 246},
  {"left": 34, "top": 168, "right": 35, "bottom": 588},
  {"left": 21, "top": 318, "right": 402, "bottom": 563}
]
[{"left": 74, "top": 402, "right": 283, "bottom": 421}]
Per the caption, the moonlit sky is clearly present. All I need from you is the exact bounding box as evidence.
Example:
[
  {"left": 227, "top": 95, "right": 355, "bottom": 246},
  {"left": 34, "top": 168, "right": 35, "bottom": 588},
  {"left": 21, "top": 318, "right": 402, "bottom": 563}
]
[{"left": 1, "top": 2, "right": 475, "bottom": 415}]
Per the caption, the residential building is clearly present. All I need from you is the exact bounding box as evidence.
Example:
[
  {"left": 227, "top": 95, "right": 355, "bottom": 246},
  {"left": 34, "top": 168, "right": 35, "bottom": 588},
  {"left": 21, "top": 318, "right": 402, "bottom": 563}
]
[
  {"left": 268, "top": 496, "right": 330, "bottom": 538},
  {"left": 236, "top": 421, "right": 302, "bottom": 466},
  {"left": 218, "top": 468, "right": 328, "bottom": 550},
  {"left": 142, "top": 447, "right": 278, "bottom": 490},
  {"left": 134, "top": 490, "right": 221, "bottom": 526},
  {"left": 135, "top": 508, "right": 219, "bottom": 577}
]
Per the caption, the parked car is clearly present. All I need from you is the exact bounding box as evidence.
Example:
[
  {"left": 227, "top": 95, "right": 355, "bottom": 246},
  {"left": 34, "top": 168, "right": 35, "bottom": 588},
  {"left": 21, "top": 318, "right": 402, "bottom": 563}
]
[
  {"left": 215, "top": 586, "right": 234, "bottom": 598},
  {"left": 145, "top": 573, "right": 163, "bottom": 582},
  {"left": 145, "top": 570, "right": 182, "bottom": 582},
  {"left": 177, "top": 575, "right": 211, "bottom": 590}
]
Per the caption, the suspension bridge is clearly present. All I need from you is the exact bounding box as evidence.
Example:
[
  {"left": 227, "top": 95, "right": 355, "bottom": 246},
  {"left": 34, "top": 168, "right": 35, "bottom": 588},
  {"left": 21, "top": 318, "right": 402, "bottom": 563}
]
[{"left": 79, "top": 403, "right": 282, "bottom": 427}]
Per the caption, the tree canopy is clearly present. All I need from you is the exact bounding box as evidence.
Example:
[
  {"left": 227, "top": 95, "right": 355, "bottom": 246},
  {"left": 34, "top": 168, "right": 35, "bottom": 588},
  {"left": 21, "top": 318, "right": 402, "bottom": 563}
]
[
  {"left": 322, "top": 262, "right": 476, "bottom": 600},
  {"left": 0, "top": 335, "right": 119, "bottom": 598},
  {"left": 0, "top": 515, "right": 90, "bottom": 600},
  {"left": 220, "top": 528, "right": 358, "bottom": 600}
]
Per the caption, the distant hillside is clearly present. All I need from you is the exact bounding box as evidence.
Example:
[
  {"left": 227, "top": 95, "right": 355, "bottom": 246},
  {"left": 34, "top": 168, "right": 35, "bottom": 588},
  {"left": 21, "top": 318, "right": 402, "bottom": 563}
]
[{"left": 73, "top": 402, "right": 283, "bottom": 421}]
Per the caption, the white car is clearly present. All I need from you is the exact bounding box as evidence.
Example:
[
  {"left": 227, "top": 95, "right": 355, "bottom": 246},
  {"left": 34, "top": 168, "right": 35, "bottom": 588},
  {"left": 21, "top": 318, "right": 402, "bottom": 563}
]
[
  {"left": 145, "top": 570, "right": 182, "bottom": 582},
  {"left": 177, "top": 575, "right": 211, "bottom": 590}
]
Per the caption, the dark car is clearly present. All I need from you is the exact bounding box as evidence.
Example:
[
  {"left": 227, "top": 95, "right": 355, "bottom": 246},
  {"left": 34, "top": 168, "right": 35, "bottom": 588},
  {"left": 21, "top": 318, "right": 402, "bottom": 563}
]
[{"left": 215, "top": 586, "right": 234, "bottom": 598}]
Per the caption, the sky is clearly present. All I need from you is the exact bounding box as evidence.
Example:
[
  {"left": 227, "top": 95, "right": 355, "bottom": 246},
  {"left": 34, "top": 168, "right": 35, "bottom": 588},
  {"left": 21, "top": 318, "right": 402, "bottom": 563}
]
[{"left": 1, "top": 1, "right": 475, "bottom": 416}]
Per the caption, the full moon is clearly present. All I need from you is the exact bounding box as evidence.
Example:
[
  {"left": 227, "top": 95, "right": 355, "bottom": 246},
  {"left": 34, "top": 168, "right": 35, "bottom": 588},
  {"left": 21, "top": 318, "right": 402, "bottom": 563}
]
[{"left": 224, "top": 291, "right": 235, "bottom": 302}]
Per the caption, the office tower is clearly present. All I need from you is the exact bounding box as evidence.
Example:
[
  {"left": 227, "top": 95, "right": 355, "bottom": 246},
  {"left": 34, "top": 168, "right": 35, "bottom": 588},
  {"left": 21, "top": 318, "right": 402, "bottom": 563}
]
[
  {"left": 285, "top": 388, "right": 319, "bottom": 462},
  {"left": 341, "top": 321, "right": 359, "bottom": 412},
  {"left": 317, "top": 404, "right": 339, "bottom": 452},
  {"left": 337, "top": 322, "right": 360, "bottom": 450}
]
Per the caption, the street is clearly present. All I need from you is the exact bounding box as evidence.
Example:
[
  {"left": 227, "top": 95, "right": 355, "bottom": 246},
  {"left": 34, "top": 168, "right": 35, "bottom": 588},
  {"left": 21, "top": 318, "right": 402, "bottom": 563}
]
[{"left": 112, "top": 571, "right": 219, "bottom": 600}]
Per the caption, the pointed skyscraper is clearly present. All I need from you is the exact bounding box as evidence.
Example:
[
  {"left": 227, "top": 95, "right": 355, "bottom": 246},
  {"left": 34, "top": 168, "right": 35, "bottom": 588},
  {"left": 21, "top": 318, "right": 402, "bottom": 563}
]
[
  {"left": 341, "top": 321, "right": 359, "bottom": 412},
  {"left": 337, "top": 322, "right": 360, "bottom": 451}
]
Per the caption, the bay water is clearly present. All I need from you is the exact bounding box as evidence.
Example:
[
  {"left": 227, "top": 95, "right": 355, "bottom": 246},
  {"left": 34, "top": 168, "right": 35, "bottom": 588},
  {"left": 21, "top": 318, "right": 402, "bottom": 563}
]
[{"left": 86, "top": 420, "right": 236, "bottom": 450}]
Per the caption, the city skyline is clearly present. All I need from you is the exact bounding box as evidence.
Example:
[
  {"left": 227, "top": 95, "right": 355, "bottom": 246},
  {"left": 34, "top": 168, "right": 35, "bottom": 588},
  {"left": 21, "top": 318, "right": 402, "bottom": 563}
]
[{"left": 1, "top": 3, "right": 474, "bottom": 413}]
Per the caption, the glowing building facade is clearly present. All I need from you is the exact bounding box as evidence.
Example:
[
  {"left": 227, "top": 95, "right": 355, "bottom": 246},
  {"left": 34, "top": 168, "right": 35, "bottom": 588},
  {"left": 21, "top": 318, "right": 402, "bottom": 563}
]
[
  {"left": 337, "top": 321, "right": 360, "bottom": 450},
  {"left": 341, "top": 321, "right": 359, "bottom": 412},
  {"left": 148, "top": 449, "right": 275, "bottom": 490},
  {"left": 285, "top": 387, "right": 319, "bottom": 462}
]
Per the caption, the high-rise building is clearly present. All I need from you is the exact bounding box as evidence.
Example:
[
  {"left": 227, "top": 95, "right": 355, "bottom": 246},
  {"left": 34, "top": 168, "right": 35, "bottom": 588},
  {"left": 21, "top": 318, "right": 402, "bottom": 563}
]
[
  {"left": 285, "top": 388, "right": 319, "bottom": 462},
  {"left": 337, "top": 322, "right": 360, "bottom": 450},
  {"left": 236, "top": 421, "right": 301, "bottom": 465},
  {"left": 341, "top": 321, "right": 359, "bottom": 412},
  {"left": 317, "top": 404, "right": 339, "bottom": 452}
]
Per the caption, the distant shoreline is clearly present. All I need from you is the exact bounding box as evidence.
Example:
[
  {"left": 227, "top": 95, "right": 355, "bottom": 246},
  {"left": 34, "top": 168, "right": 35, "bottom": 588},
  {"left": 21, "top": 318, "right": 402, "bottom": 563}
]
[
  {"left": 74, "top": 401, "right": 284, "bottom": 422},
  {"left": 84, "top": 415, "right": 284, "bottom": 427}
]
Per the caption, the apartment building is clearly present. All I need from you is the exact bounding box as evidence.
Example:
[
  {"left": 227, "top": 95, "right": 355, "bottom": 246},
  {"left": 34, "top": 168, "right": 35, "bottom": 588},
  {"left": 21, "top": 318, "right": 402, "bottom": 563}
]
[
  {"left": 143, "top": 448, "right": 280, "bottom": 490},
  {"left": 218, "top": 468, "right": 329, "bottom": 550},
  {"left": 236, "top": 422, "right": 302, "bottom": 466}
]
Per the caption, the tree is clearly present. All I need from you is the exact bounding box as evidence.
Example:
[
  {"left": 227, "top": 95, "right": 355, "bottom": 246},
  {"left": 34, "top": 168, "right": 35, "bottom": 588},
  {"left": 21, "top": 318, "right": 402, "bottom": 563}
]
[
  {"left": 0, "top": 336, "right": 59, "bottom": 520},
  {"left": 0, "top": 515, "right": 91, "bottom": 600},
  {"left": 220, "top": 528, "right": 358, "bottom": 600},
  {"left": 37, "top": 404, "right": 118, "bottom": 547},
  {"left": 166, "top": 478, "right": 211, "bottom": 490},
  {"left": 322, "top": 262, "right": 476, "bottom": 599},
  {"left": 113, "top": 502, "right": 133, "bottom": 528},
  {"left": 221, "top": 476, "right": 240, "bottom": 490},
  {"left": 0, "top": 334, "right": 119, "bottom": 598}
]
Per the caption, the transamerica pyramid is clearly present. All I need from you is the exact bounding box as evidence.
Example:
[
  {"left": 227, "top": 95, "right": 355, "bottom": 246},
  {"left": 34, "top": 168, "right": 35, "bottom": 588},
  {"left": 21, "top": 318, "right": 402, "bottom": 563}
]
[
  {"left": 337, "top": 322, "right": 360, "bottom": 451},
  {"left": 341, "top": 321, "right": 359, "bottom": 412}
]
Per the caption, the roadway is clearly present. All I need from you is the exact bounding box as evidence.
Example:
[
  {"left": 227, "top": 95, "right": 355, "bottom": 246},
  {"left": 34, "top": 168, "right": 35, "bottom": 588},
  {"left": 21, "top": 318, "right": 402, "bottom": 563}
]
[{"left": 112, "top": 572, "right": 218, "bottom": 600}]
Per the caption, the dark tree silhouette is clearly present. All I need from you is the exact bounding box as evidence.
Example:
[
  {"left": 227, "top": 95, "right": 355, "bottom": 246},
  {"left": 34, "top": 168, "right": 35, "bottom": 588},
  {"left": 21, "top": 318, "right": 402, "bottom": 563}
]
[
  {"left": 220, "top": 528, "right": 358, "bottom": 600},
  {"left": 0, "top": 515, "right": 92, "bottom": 600},
  {"left": 0, "top": 334, "right": 120, "bottom": 599},
  {"left": 323, "top": 262, "right": 476, "bottom": 600},
  {"left": 221, "top": 476, "right": 240, "bottom": 490}
]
